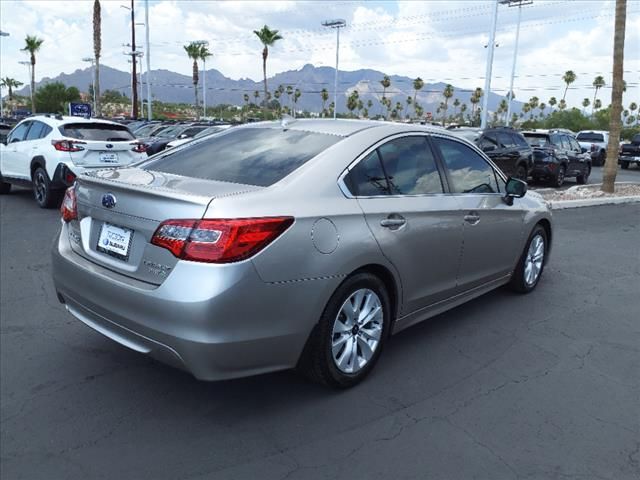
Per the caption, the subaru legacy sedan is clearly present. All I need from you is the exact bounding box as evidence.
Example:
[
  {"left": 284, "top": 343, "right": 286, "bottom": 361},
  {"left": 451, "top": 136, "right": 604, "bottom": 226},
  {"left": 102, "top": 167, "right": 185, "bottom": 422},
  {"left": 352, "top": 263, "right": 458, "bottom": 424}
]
[{"left": 52, "top": 120, "right": 552, "bottom": 388}]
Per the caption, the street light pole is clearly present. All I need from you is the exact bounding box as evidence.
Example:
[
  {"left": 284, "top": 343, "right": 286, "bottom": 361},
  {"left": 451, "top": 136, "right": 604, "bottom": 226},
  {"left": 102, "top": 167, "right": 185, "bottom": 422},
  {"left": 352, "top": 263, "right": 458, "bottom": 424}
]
[
  {"left": 322, "top": 19, "right": 346, "bottom": 119},
  {"left": 481, "top": 0, "right": 500, "bottom": 129},
  {"left": 0, "top": 30, "right": 9, "bottom": 118},
  {"left": 502, "top": 0, "right": 532, "bottom": 126},
  {"left": 145, "top": 0, "right": 152, "bottom": 120}
]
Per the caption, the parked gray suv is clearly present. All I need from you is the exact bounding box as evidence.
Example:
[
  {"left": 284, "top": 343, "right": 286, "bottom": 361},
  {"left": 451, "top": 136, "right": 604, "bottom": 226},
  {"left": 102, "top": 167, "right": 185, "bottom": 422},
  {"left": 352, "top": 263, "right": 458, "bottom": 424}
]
[{"left": 52, "top": 120, "right": 552, "bottom": 388}]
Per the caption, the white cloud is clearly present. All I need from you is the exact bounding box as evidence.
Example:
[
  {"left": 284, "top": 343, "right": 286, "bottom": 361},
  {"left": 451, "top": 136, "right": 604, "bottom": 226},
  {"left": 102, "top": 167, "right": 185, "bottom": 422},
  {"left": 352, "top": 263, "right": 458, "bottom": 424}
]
[{"left": 0, "top": 0, "right": 637, "bottom": 108}]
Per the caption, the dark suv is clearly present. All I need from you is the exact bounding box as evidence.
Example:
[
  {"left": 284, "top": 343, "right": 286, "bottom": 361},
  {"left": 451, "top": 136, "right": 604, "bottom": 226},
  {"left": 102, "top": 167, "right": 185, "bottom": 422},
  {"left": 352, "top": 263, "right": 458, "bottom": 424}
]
[
  {"left": 451, "top": 127, "right": 533, "bottom": 180},
  {"left": 522, "top": 130, "right": 591, "bottom": 187}
]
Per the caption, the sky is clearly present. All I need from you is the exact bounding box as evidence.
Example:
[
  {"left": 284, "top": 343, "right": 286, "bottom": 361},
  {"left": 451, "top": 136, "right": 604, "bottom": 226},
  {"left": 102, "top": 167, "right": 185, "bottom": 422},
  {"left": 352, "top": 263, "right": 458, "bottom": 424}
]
[{"left": 0, "top": 0, "right": 638, "bottom": 110}]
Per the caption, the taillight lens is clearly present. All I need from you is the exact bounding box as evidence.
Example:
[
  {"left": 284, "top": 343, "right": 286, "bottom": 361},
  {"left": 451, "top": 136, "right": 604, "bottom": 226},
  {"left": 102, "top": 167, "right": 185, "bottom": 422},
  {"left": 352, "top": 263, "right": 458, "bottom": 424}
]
[
  {"left": 60, "top": 186, "right": 78, "bottom": 223},
  {"left": 131, "top": 142, "right": 148, "bottom": 153},
  {"left": 151, "top": 217, "right": 294, "bottom": 263},
  {"left": 52, "top": 140, "right": 86, "bottom": 152}
]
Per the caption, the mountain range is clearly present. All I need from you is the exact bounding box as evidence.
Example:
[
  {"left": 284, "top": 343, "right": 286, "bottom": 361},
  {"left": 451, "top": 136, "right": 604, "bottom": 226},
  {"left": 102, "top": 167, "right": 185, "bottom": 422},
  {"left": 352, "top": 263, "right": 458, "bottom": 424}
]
[{"left": 14, "top": 63, "right": 525, "bottom": 116}]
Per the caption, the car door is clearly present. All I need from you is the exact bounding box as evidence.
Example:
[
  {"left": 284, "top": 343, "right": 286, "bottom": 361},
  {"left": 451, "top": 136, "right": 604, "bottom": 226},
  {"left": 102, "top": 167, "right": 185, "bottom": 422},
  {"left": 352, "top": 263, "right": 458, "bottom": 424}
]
[
  {"left": 567, "top": 136, "right": 588, "bottom": 175},
  {"left": 345, "top": 135, "right": 463, "bottom": 315},
  {"left": 559, "top": 135, "right": 579, "bottom": 175},
  {"left": 478, "top": 132, "right": 510, "bottom": 175},
  {"left": 2, "top": 121, "right": 32, "bottom": 178},
  {"left": 431, "top": 135, "right": 526, "bottom": 292}
]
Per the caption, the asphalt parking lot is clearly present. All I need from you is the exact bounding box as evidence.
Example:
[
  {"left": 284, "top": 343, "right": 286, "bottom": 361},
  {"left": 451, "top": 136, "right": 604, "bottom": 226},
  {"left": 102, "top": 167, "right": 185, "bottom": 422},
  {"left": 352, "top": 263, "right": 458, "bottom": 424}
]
[{"left": 1, "top": 184, "right": 639, "bottom": 480}]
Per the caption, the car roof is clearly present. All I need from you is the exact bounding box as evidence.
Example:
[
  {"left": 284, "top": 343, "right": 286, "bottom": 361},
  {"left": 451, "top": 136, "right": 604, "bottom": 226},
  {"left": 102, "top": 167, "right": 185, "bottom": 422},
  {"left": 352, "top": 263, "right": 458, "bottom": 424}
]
[
  {"left": 577, "top": 130, "right": 608, "bottom": 134},
  {"left": 22, "top": 115, "right": 126, "bottom": 128},
  {"left": 237, "top": 118, "right": 449, "bottom": 138}
]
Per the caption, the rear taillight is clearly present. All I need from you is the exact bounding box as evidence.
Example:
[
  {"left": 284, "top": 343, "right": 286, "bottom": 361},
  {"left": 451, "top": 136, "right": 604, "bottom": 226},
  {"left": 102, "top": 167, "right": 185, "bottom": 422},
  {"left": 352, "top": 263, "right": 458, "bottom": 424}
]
[
  {"left": 590, "top": 143, "right": 597, "bottom": 152},
  {"left": 151, "top": 217, "right": 294, "bottom": 263},
  {"left": 60, "top": 186, "right": 78, "bottom": 223},
  {"left": 52, "top": 140, "right": 86, "bottom": 152},
  {"left": 131, "top": 142, "right": 148, "bottom": 153},
  {"left": 65, "top": 170, "right": 76, "bottom": 185}
]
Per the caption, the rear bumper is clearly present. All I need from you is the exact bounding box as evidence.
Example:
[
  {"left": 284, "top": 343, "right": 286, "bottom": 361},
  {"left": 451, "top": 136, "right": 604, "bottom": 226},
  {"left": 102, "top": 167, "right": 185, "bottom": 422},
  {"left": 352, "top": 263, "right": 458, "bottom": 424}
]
[
  {"left": 52, "top": 225, "right": 337, "bottom": 381},
  {"left": 531, "top": 162, "right": 558, "bottom": 178}
]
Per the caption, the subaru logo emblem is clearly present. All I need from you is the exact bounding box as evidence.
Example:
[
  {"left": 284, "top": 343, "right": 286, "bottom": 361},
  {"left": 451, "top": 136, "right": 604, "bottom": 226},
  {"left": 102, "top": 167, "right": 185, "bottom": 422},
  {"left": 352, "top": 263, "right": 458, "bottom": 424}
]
[
  {"left": 102, "top": 193, "right": 116, "bottom": 209},
  {"left": 105, "top": 144, "right": 113, "bottom": 149}
]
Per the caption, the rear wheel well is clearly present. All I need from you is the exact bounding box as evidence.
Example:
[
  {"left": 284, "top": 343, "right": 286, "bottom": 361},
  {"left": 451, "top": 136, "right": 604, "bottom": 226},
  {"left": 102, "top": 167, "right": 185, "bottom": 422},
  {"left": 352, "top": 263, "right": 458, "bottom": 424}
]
[
  {"left": 30, "top": 156, "right": 47, "bottom": 179},
  {"left": 351, "top": 264, "right": 400, "bottom": 322},
  {"left": 537, "top": 219, "right": 552, "bottom": 257}
]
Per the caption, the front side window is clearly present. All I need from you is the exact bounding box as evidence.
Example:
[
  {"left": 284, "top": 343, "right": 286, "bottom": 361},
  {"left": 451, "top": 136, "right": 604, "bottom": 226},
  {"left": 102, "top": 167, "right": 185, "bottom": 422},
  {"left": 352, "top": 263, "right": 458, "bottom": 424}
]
[
  {"left": 497, "top": 132, "right": 516, "bottom": 148},
  {"left": 146, "top": 128, "right": 341, "bottom": 187},
  {"left": 344, "top": 150, "right": 389, "bottom": 196},
  {"left": 378, "top": 136, "right": 443, "bottom": 195},
  {"left": 433, "top": 137, "right": 499, "bottom": 194},
  {"left": 8, "top": 122, "right": 31, "bottom": 143}
]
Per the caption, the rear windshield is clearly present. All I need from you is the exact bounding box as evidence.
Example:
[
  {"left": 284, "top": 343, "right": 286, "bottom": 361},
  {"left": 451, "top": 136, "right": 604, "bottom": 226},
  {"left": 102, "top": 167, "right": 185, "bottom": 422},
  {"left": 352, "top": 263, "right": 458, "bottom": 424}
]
[
  {"left": 60, "top": 123, "right": 134, "bottom": 141},
  {"left": 145, "top": 127, "right": 341, "bottom": 187},
  {"left": 523, "top": 134, "right": 551, "bottom": 148},
  {"left": 576, "top": 132, "right": 604, "bottom": 142}
]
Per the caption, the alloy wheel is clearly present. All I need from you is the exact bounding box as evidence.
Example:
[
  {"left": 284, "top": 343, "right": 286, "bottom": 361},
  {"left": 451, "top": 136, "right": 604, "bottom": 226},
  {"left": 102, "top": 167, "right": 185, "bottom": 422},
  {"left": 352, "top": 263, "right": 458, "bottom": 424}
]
[
  {"left": 34, "top": 171, "right": 47, "bottom": 204},
  {"left": 524, "top": 234, "right": 545, "bottom": 286},
  {"left": 331, "top": 288, "right": 383, "bottom": 374}
]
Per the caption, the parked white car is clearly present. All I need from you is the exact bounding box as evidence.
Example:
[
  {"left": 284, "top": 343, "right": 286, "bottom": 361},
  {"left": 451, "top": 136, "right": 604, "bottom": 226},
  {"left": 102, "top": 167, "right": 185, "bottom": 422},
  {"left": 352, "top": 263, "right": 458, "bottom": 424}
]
[
  {"left": 0, "top": 115, "right": 146, "bottom": 207},
  {"left": 166, "top": 124, "right": 232, "bottom": 149}
]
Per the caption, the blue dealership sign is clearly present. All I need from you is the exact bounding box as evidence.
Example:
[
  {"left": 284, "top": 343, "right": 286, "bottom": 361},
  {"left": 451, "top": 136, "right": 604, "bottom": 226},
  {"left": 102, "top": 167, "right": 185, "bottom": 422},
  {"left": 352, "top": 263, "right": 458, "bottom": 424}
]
[{"left": 69, "top": 102, "right": 92, "bottom": 117}]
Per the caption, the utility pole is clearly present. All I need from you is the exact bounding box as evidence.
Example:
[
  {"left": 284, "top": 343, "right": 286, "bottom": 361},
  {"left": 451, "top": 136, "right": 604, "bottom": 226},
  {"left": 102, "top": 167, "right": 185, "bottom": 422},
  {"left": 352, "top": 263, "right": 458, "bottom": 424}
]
[
  {"left": 322, "top": 19, "right": 346, "bottom": 119},
  {"left": 481, "top": 0, "right": 500, "bottom": 129},
  {"left": 0, "top": 30, "right": 9, "bottom": 118},
  {"left": 145, "top": 0, "right": 152, "bottom": 120},
  {"left": 502, "top": 0, "right": 532, "bottom": 126}
]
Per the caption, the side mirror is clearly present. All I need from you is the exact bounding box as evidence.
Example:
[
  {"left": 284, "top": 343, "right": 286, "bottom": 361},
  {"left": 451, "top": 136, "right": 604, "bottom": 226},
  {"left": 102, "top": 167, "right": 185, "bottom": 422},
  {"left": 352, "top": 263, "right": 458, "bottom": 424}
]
[
  {"left": 10, "top": 137, "right": 21, "bottom": 143},
  {"left": 503, "top": 177, "right": 527, "bottom": 205},
  {"left": 178, "top": 134, "right": 188, "bottom": 139},
  {"left": 482, "top": 145, "right": 496, "bottom": 153}
]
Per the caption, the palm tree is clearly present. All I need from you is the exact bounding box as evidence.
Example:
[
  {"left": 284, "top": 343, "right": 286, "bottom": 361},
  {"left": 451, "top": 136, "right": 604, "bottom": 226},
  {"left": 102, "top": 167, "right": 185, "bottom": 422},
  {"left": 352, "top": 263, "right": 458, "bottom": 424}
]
[
  {"left": 453, "top": 98, "right": 460, "bottom": 121},
  {"left": 539, "top": 102, "right": 546, "bottom": 118},
  {"left": 21, "top": 35, "right": 44, "bottom": 113},
  {"left": 405, "top": 96, "right": 412, "bottom": 119},
  {"left": 320, "top": 88, "right": 329, "bottom": 117},
  {"left": 558, "top": 99, "right": 567, "bottom": 110},
  {"left": 442, "top": 84, "right": 454, "bottom": 124},
  {"left": 273, "top": 88, "right": 282, "bottom": 115},
  {"left": 603, "top": 0, "right": 626, "bottom": 193},
  {"left": 412, "top": 77, "right": 424, "bottom": 117},
  {"left": 528, "top": 96, "right": 539, "bottom": 120},
  {"left": 548, "top": 96, "right": 557, "bottom": 111},
  {"left": 380, "top": 75, "right": 391, "bottom": 118},
  {"left": 414, "top": 103, "right": 424, "bottom": 120},
  {"left": 561, "top": 70, "right": 576, "bottom": 102},
  {"left": 285, "top": 85, "right": 293, "bottom": 110},
  {"left": 183, "top": 42, "right": 201, "bottom": 119},
  {"left": 498, "top": 98, "right": 508, "bottom": 123},
  {"left": 253, "top": 90, "right": 260, "bottom": 106},
  {"left": 395, "top": 101, "right": 403, "bottom": 121},
  {"left": 594, "top": 99, "right": 602, "bottom": 113},
  {"left": 581, "top": 98, "right": 590, "bottom": 115},
  {"left": 592, "top": 75, "right": 605, "bottom": 115},
  {"left": 630, "top": 102, "right": 638, "bottom": 125},
  {"left": 253, "top": 25, "right": 283, "bottom": 118},
  {"left": 293, "top": 88, "right": 301, "bottom": 116},
  {"left": 460, "top": 103, "right": 467, "bottom": 123},
  {"left": 93, "top": 0, "right": 101, "bottom": 116},
  {"left": 0, "top": 78, "right": 24, "bottom": 100}
]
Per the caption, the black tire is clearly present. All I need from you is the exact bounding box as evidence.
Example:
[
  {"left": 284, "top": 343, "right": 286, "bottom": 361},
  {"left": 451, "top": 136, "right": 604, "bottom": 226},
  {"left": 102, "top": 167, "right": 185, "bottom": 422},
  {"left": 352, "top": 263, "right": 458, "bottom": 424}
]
[
  {"left": 0, "top": 173, "right": 11, "bottom": 194},
  {"left": 298, "top": 272, "right": 392, "bottom": 388},
  {"left": 621, "top": 161, "right": 629, "bottom": 170},
  {"left": 598, "top": 151, "right": 606, "bottom": 167},
  {"left": 515, "top": 164, "right": 528, "bottom": 182},
  {"left": 549, "top": 165, "right": 565, "bottom": 188},
  {"left": 509, "top": 225, "right": 548, "bottom": 294},
  {"left": 576, "top": 165, "right": 591, "bottom": 184},
  {"left": 32, "top": 167, "right": 60, "bottom": 208}
]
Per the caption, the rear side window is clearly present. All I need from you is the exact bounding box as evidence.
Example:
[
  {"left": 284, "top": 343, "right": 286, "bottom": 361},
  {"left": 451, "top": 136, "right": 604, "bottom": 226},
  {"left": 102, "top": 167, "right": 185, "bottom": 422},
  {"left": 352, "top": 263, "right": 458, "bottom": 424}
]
[
  {"left": 344, "top": 151, "right": 389, "bottom": 196},
  {"left": 25, "top": 121, "right": 51, "bottom": 140},
  {"left": 378, "top": 136, "right": 443, "bottom": 195},
  {"left": 146, "top": 128, "right": 341, "bottom": 187},
  {"left": 60, "top": 123, "right": 134, "bottom": 141},
  {"left": 432, "top": 137, "right": 499, "bottom": 194},
  {"left": 497, "top": 132, "right": 516, "bottom": 148}
]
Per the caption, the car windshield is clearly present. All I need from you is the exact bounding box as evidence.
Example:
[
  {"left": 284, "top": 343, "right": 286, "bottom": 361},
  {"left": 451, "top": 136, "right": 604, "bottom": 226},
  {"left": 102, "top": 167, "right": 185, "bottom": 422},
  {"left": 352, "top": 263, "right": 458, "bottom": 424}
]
[
  {"left": 576, "top": 132, "right": 605, "bottom": 142},
  {"left": 60, "top": 123, "right": 135, "bottom": 141},
  {"left": 523, "top": 134, "right": 551, "bottom": 148},
  {"left": 144, "top": 127, "right": 342, "bottom": 187}
]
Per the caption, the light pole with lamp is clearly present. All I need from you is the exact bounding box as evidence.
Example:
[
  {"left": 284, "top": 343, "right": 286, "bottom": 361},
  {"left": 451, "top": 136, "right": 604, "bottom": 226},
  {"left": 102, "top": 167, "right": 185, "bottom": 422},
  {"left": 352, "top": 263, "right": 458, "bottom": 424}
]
[
  {"left": 501, "top": 0, "right": 532, "bottom": 126},
  {"left": 480, "top": 0, "right": 500, "bottom": 129},
  {"left": 0, "top": 30, "right": 9, "bottom": 117},
  {"left": 82, "top": 57, "right": 96, "bottom": 115},
  {"left": 321, "top": 19, "right": 346, "bottom": 119}
]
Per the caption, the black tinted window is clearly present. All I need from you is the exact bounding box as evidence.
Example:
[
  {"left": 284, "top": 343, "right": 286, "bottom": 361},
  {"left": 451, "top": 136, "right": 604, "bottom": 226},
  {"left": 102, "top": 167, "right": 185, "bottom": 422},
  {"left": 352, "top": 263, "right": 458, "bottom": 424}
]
[
  {"left": 514, "top": 133, "right": 529, "bottom": 147},
  {"left": 345, "top": 150, "right": 389, "bottom": 196},
  {"left": 25, "top": 121, "right": 45, "bottom": 140},
  {"left": 60, "top": 123, "right": 134, "bottom": 141},
  {"left": 497, "top": 132, "right": 515, "bottom": 148},
  {"left": 524, "top": 134, "right": 550, "bottom": 147},
  {"left": 433, "top": 137, "right": 499, "bottom": 194},
  {"left": 560, "top": 135, "right": 572, "bottom": 150},
  {"left": 146, "top": 128, "right": 341, "bottom": 187},
  {"left": 8, "top": 122, "right": 31, "bottom": 142},
  {"left": 378, "top": 136, "right": 443, "bottom": 194},
  {"left": 576, "top": 132, "right": 604, "bottom": 142}
]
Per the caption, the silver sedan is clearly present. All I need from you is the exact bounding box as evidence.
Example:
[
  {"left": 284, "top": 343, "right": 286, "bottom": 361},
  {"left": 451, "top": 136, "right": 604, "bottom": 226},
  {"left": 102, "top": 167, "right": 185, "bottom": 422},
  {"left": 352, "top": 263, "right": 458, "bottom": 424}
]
[{"left": 52, "top": 119, "right": 552, "bottom": 388}]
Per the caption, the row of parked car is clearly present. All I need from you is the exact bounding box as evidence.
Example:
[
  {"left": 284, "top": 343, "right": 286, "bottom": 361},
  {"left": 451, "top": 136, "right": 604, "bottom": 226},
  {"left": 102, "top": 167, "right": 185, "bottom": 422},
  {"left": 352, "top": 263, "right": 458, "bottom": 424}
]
[{"left": 0, "top": 114, "right": 637, "bottom": 209}]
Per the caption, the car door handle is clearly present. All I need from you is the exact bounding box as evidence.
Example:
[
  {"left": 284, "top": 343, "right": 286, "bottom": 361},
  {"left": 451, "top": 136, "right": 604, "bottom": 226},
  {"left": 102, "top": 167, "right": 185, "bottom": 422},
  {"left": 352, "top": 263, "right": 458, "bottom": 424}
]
[
  {"left": 380, "top": 215, "right": 406, "bottom": 229},
  {"left": 464, "top": 213, "right": 480, "bottom": 225}
]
